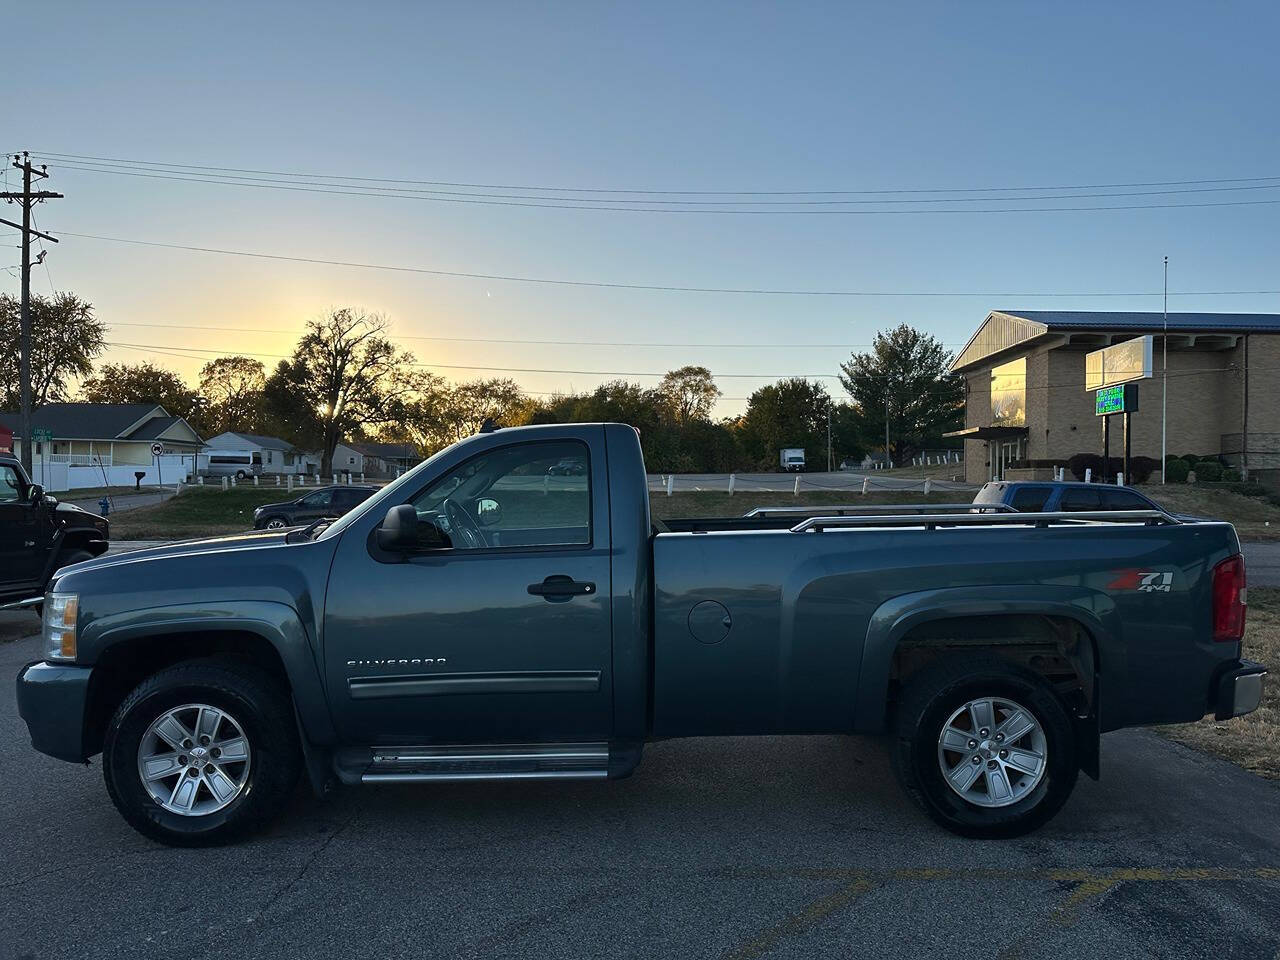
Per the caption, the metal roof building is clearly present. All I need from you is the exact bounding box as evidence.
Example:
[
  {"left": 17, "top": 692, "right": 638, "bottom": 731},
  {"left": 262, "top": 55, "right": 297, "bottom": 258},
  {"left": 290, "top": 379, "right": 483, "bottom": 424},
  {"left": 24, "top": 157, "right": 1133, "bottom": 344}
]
[{"left": 946, "top": 311, "right": 1280, "bottom": 485}]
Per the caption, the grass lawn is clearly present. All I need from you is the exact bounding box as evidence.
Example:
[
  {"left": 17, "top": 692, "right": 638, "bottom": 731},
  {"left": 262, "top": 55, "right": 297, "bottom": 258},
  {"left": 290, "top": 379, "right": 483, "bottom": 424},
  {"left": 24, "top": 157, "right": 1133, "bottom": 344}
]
[
  {"left": 1161, "top": 588, "right": 1280, "bottom": 779},
  {"left": 108, "top": 487, "right": 302, "bottom": 539},
  {"left": 1134, "top": 483, "right": 1280, "bottom": 541}
]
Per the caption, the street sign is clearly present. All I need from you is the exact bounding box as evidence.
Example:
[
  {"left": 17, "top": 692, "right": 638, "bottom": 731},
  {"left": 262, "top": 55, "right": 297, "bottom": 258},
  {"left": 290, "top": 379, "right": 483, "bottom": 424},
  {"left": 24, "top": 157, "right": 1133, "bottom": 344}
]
[
  {"left": 1085, "top": 336, "right": 1153, "bottom": 390},
  {"left": 32, "top": 428, "right": 53, "bottom": 443},
  {"left": 150, "top": 441, "right": 165, "bottom": 457},
  {"left": 1095, "top": 382, "right": 1139, "bottom": 417}
]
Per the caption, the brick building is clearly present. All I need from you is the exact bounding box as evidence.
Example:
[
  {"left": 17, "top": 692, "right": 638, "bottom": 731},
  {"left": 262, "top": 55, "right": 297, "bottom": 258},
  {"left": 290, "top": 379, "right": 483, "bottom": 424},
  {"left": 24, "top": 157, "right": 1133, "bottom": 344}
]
[{"left": 946, "top": 311, "right": 1280, "bottom": 485}]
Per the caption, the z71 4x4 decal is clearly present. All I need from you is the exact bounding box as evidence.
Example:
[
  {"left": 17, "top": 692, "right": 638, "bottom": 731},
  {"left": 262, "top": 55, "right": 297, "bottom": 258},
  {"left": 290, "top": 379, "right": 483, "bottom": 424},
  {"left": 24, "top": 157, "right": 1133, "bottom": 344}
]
[{"left": 1108, "top": 569, "right": 1175, "bottom": 593}]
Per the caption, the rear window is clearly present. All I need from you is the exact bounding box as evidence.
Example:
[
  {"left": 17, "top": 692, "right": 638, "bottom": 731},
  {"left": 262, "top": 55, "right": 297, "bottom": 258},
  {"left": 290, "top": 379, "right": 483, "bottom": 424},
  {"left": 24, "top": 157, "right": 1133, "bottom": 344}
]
[
  {"left": 1009, "top": 487, "right": 1050, "bottom": 512},
  {"left": 1101, "top": 489, "right": 1150, "bottom": 511}
]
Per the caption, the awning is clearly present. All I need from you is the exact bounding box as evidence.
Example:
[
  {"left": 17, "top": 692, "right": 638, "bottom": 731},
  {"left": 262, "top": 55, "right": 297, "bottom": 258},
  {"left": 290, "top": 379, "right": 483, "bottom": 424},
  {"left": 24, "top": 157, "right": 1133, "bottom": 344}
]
[{"left": 943, "top": 425, "right": 1028, "bottom": 441}]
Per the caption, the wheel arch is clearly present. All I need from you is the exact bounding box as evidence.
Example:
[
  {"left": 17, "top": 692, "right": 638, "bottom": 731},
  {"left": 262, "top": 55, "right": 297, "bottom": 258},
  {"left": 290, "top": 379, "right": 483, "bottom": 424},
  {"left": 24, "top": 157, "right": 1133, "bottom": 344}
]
[
  {"left": 82, "top": 602, "right": 333, "bottom": 758},
  {"left": 856, "top": 586, "right": 1122, "bottom": 738}
]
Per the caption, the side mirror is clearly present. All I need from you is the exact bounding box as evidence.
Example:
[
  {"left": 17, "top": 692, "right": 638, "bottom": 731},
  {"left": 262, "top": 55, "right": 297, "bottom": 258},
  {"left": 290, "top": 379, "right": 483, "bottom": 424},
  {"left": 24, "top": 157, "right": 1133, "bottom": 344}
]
[
  {"left": 29, "top": 484, "right": 44, "bottom": 505},
  {"left": 377, "top": 504, "right": 420, "bottom": 552},
  {"left": 476, "top": 497, "right": 503, "bottom": 527},
  {"left": 376, "top": 505, "right": 451, "bottom": 553}
]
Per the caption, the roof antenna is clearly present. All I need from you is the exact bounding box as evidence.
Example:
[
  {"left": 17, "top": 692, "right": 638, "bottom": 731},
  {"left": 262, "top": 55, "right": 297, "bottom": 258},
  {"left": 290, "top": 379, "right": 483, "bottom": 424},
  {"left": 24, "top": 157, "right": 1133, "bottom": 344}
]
[{"left": 478, "top": 418, "right": 499, "bottom": 434}]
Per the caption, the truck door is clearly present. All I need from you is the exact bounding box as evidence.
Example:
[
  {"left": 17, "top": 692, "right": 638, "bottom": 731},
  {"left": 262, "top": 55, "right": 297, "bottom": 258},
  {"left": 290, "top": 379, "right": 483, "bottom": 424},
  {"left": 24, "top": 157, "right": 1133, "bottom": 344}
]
[
  {"left": 322, "top": 433, "right": 613, "bottom": 745},
  {"left": 0, "top": 463, "right": 41, "bottom": 590}
]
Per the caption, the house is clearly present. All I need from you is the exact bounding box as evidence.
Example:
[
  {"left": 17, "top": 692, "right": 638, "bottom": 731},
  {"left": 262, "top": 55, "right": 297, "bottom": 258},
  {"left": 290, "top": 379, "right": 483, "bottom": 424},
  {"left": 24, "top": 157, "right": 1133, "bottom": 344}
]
[
  {"left": 0, "top": 423, "right": 11, "bottom": 454},
  {"left": 348, "top": 441, "right": 422, "bottom": 476},
  {"left": 946, "top": 311, "right": 1280, "bottom": 485},
  {"left": 204, "top": 431, "right": 317, "bottom": 475},
  {"left": 0, "top": 402, "right": 203, "bottom": 490}
]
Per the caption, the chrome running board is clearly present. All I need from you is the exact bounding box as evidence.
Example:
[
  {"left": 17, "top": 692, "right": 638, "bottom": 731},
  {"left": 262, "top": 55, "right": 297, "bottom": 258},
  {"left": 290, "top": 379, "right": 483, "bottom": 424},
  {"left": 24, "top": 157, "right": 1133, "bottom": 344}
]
[{"left": 360, "top": 742, "right": 610, "bottom": 783}]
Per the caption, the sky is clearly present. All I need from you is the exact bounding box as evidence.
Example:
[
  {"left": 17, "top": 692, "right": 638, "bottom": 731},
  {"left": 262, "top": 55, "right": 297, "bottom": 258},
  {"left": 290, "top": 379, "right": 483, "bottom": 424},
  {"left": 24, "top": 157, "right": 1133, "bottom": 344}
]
[{"left": 4, "top": 0, "right": 1279, "bottom": 416}]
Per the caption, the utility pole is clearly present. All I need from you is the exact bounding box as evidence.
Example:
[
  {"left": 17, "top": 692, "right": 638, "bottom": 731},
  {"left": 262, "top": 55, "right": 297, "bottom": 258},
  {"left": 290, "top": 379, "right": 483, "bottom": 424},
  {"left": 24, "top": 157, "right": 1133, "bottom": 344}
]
[
  {"left": 884, "top": 391, "right": 891, "bottom": 469},
  {"left": 826, "top": 404, "right": 833, "bottom": 472},
  {"left": 1161, "top": 256, "right": 1168, "bottom": 483},
  {"left": 1, "top": 153, "right": 62, "bottom": 475}
]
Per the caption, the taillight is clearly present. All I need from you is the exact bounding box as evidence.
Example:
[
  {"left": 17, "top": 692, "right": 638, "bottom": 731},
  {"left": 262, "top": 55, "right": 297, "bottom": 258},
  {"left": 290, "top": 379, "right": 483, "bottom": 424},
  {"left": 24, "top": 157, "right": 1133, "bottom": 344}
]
[{"left": 1211, "top": 554, "right": 1247, "bottom": 643}]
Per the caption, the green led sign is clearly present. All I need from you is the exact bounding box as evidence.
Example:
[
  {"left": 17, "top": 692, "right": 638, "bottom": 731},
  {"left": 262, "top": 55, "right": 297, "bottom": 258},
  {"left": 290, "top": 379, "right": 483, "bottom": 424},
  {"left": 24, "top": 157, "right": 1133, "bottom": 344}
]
[{"left": 1095, "top": 383, "right": 1139, "bottom": 416}]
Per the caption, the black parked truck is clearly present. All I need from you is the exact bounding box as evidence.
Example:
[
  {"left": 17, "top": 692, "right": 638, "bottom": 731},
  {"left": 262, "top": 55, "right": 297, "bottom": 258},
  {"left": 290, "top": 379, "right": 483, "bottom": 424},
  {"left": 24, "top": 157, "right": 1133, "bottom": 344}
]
[
  {"left": 0, "top": 454, "right": 109, "bottom": 607},
  {"left": 13, "top": 424, "right": 1267, "bottom": 846}
]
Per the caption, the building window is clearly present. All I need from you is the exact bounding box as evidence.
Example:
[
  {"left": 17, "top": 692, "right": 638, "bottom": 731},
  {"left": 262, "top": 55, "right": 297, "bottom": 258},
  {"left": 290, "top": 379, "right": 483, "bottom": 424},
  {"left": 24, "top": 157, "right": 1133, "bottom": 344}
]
[
  {"left": 348, "top": 456, "right": 355, "bottom": 464},
  {"left": 991, "top": 358, "right": 1026, "bottom": 427}
]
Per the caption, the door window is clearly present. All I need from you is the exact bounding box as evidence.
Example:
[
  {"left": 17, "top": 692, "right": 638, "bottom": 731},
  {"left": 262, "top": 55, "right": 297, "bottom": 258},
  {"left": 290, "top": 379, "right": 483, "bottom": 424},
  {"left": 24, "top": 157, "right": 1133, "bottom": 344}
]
[
  {"left": 409, "top": 440, "right": 591, "bottom": 550},
  {"left": 1060, "top": 487, "right": 1103, "bottom": 511},
  {"left": 1009, "top": 487, "right": 1050, "bottom": 512},
  {"left": 301, "top": 489, "right": 334, "bottom": 507},
  {"left": 0, "top": 465, "right": 24, "bottom": 502}
]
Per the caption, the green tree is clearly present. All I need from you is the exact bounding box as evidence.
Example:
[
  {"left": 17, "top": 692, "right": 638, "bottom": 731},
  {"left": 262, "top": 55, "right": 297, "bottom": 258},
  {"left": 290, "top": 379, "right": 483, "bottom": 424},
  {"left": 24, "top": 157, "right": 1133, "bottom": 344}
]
[
  {"left": 655, "top": 365, "right": 720, "bottom": 425},
  {"left": 0, "top": 293, "right": 105, "bottom": 408},
  {"left": 80, "top": 361, "right": 198, "bottom": 419},
  {"left": 262, "top": 309, "right": 420, "bottom": 475},
  {"left": 838, "top": 325, "right": 962, "bottom": 464},
  {"left": 197, "top": 356, "right": 266, "bottom": 435},
  {"left": 737, "top": 378, "right": 832, "bottom": 470}
]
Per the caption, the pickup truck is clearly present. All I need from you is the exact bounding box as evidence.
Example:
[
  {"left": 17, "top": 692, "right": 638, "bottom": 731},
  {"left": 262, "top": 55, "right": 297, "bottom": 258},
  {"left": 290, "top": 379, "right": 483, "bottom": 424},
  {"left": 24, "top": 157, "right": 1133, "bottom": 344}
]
[
  {"left": 0, "top": 454, "right": 110, "bottom": 607},
  {"left": 15, "top": 423, "right": 1265, "bottom": 846}
]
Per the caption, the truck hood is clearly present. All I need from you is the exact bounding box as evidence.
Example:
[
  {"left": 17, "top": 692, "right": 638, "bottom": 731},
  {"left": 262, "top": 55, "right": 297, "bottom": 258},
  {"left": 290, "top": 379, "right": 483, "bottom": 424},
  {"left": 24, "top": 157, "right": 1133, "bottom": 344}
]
[{"left": 69, "top": 529, "right": 293, "bottom": 573}]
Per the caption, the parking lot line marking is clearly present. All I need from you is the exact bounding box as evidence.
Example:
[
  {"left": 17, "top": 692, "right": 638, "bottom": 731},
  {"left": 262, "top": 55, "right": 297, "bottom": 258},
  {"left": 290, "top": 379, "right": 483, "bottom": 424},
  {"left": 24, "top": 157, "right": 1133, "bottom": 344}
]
[{"left": 720, "top": 872, "right": 873, "bottom": 960}]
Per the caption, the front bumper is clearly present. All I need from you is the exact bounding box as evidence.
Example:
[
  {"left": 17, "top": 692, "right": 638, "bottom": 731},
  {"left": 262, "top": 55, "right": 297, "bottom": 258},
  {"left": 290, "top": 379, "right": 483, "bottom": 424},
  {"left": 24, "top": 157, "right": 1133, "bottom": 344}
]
[
  {"left": 1214, "top": 659, "right": 1267, "bottom": 721},
  {"left": 16, "top": 660, "right": 93, "bottom": 762}
]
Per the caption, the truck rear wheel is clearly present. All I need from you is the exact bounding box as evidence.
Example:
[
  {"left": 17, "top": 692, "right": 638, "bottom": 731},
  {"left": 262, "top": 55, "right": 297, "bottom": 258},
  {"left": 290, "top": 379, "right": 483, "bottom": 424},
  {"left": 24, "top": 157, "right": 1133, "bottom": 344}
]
[
  {"left": 103, "top": 659, "right": 300, "bottom": 846},
  {"left": 891, "top": 655, "right": 1078, "bottom": 838}
]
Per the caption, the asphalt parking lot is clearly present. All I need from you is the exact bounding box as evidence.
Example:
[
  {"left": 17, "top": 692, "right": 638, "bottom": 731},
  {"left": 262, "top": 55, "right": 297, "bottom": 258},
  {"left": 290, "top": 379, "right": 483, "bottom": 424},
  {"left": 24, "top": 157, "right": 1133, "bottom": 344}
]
[{"left": 2, "top": 633, "right": 1279, "bottom": 960}]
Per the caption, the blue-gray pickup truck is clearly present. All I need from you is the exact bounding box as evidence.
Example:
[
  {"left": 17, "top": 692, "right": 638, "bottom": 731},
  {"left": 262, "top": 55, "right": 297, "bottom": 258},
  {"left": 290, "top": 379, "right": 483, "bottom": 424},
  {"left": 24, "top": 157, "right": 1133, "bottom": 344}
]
[{"left": 15, "top": 423, "right": 1265, "bottom": 845}]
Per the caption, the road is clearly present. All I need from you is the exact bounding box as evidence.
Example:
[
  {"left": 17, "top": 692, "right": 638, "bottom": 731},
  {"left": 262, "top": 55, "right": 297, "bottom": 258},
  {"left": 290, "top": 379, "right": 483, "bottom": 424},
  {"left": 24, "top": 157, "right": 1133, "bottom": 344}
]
[
  {"left": 67, "top": 488, "right": 176, "bottom": 514},
  {"left": 2, "top": 631, "right": 1278, "bottom": 960},
  {"left": 1244, "top": 541, "right": 1280, "bottom": 589}
]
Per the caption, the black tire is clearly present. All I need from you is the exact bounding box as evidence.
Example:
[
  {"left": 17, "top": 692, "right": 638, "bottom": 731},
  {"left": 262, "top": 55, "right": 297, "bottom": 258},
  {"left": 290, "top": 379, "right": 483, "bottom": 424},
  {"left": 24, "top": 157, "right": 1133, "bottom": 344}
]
[
  {"left": 235, "top": 470, "right": 247, "bottom": 480},
  {"left": 261, "top": 515, "right": 289, "bottom": 530},
  {"left": 891, "top": 655, "right": 1078, "bottom": 839},
  {"left": 103, "top": 659, "right": 300, "bottom": 847},
  {"left": 53, "top": 548, "right": 94, "bottom": 573}
]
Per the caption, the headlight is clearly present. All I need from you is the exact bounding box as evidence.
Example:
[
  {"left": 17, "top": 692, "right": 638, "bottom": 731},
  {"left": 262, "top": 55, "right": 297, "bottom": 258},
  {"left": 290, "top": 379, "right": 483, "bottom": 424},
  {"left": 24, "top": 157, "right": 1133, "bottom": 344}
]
[
  {"left": 44, "top": 593, "right": 79, "bottom": 661},
  {"left": 253, "top": 507, "right": 263, "bottom": 518}
]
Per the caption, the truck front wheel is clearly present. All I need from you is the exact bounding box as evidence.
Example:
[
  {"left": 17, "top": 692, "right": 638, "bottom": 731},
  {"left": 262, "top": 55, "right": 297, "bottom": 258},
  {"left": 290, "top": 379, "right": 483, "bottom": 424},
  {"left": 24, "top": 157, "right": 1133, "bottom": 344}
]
[
  {"left": 891, "top": 655, "right": 1078, "bottom": 838},
  {"left": 103, "top": 660, "right": 300, "bottom": 846}
]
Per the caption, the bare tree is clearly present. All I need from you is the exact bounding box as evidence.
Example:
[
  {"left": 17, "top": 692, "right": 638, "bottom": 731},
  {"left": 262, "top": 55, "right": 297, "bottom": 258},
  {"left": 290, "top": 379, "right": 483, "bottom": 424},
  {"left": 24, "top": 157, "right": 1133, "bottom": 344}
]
[{"left": 264, "top": 309, "right": 419, "bottom": 475}]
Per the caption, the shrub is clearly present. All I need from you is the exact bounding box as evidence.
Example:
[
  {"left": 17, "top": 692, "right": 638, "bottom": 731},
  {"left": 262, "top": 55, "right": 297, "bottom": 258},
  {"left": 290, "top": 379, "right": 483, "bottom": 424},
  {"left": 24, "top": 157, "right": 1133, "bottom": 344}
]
[
  {"left": 1164, "top": 459, "right": 1190, "bottom": 483},
  {"left": 1066, "top": 453, "right": 1104, "bottom": 482},
  {"left": 1222, "top": 468, "right": 1243, "bottom": 482},
  {"left": 1193, "top": 461, "right": 1222, "bottom": 482},
  {"left": 1128, "top": 456, "right": 1160, "bottom": 484},
  {"left": 1179, "top": 453, "right": 1201, "bottom": 465}
]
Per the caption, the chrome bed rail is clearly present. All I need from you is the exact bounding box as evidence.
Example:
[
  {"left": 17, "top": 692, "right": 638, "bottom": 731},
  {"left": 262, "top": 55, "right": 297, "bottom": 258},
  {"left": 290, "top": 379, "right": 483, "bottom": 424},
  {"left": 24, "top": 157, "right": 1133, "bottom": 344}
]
[
  {"left": 790, "top": 509, "right": 1180, "bottom": 533},
  {"left": 745, "top": 502, "right": 1015, "bottom": 518}
]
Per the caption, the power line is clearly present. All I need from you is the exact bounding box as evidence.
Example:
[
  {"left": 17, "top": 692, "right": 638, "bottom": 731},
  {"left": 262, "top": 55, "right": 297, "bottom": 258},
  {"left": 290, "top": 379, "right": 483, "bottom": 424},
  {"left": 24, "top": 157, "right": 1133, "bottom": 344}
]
[
  {"left": 43, "top": 162, "right": 1280, "bottom": 214},
  {"left": 31, "top": 149, "right": 1280, "bottom": 196},
  {"left": 103, "top": 340, "right": 845, "bottom": 379},
  {"left": 40, "top": 158, "right": 1280, "bottom": 206},
  {"left": 102, "top": 339, "right": 1273, "bottom": 391},
  {"left": 105, "top": 320, "right": 964, "bottom": 349},
  {"left": 57, "top": 232, "right": 1280, "bottom": 298}
]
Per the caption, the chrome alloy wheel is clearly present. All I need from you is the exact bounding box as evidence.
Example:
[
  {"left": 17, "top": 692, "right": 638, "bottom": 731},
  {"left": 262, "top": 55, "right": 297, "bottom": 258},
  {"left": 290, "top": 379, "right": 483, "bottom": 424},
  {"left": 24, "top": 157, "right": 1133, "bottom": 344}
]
[
  {"left": 937, "top": 697, "right": 1047, "bottom": 808},
  {"left": 265, "top": 518, "right": 288, "bottom": 530},
  {"left": 137, "top": 704, "right": 252, "bottom": 816}
]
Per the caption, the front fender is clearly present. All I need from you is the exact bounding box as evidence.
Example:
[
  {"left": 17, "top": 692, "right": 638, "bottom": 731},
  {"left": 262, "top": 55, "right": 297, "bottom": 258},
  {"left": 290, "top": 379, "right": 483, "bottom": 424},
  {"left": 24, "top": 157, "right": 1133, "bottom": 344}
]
[
  {"left": 83, "top": 600, "right": 335, "bottom": 745},
  {"left": 855, "top": 584, "right": 1123, "bottom": 733}
]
